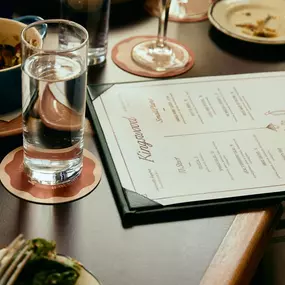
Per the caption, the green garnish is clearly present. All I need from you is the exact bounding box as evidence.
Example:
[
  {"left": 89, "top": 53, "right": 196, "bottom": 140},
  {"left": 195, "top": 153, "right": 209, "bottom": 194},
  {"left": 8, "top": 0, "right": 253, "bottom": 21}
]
[
  {"left": 14, "top": 238, "right": 81, "bottom": 285},
  {"left": 29, "top": 238, "right": 57, "bottom": 260}
]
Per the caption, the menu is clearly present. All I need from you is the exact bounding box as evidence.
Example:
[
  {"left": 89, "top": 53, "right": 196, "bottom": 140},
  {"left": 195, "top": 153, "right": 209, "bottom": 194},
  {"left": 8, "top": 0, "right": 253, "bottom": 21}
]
[{"left": 93, "top": 72, "right": 285, "bottom": 206}]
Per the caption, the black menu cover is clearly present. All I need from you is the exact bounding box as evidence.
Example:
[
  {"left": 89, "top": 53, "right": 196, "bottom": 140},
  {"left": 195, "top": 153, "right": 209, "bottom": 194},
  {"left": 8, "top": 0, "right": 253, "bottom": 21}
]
[{"left": 86, "top": 76, "right": 285, "bottom": 227}]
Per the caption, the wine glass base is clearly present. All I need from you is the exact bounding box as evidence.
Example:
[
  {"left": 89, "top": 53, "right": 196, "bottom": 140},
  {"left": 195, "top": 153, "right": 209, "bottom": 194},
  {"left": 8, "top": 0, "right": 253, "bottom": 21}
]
[{"left": 132, "top": 40, "right": 190, "bottom": 72}]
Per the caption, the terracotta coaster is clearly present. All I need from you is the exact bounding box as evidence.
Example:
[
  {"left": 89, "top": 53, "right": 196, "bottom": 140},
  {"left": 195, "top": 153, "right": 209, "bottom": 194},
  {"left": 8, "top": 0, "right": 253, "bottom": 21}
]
[
  {"left": 111, "top": 36, "right": 194, "bottom": 78},
  {"left": 0, "top": 147, "right": 102, "bottom": 204},
  {"left": 145, "top": 0, "right": 212, "bottom": 23}
]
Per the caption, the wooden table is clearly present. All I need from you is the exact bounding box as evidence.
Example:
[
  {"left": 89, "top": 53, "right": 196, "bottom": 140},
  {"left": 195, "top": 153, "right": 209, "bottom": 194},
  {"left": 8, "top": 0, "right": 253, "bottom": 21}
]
[{"left": 0, "top": 4, "right": 283, "bottom": 285}]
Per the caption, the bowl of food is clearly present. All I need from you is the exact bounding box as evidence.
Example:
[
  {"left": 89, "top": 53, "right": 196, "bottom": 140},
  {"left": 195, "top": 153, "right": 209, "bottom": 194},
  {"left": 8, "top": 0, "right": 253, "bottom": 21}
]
[
  {"left": 0, "top": 16, "right": 44, "bottom": 115},
  {"left": 0, "top": 236, "right": 101, "bottom": 285}
]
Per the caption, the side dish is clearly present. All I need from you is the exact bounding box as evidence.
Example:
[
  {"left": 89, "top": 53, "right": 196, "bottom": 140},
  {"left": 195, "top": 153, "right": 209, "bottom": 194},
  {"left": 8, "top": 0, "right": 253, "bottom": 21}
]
[
  {"left": 14, "top": 238, "right": 81, "bottom": 285},
  {"left": 236, "top": 15, "right": 278, "bottom": 38}
]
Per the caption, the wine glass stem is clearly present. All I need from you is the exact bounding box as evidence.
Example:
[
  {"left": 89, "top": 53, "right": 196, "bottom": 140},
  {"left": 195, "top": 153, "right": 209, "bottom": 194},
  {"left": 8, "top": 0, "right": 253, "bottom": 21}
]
[{"left": 156, "top": 0, "right": 171, "bottom": 48}]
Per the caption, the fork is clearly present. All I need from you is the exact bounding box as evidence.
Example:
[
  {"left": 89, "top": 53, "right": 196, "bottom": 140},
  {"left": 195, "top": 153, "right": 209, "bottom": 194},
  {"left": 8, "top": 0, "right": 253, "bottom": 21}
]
[{"left": 0, "top": 234, "right": 33, "bottom": 285}]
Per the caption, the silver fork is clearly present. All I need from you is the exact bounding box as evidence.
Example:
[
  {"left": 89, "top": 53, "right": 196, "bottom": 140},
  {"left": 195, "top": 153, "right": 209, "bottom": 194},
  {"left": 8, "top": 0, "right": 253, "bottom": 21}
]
[{"left": 0, "top": 234, "right": 33, "bottom": 285}]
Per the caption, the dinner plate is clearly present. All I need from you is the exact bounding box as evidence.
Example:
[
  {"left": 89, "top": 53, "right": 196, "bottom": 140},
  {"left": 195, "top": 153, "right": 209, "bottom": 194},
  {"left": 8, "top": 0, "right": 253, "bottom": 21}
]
[
  {"left": 208, "top": 0, "right": 285, "bottom": 44},
  {"left": 0, "top": 249, "right": 101, "bottom": 285},
  {"left": 57, "top": 255, "right": 101, "bottom": 285}
]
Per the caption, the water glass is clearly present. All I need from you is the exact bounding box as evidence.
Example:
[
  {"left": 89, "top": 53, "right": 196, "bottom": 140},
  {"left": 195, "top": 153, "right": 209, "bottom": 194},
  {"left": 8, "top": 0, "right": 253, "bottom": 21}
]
[
  {"left": 21, "top": 19, "right": 89, "bottom": 185},
  {"left": 60, "top": 0, "right": 111, "bottom": 66}
]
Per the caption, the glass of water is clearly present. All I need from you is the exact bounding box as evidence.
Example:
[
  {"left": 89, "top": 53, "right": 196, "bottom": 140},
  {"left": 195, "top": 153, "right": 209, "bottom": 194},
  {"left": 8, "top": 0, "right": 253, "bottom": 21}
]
[{"left": 21, "top": 19, "right": 88, "bottom": 185}]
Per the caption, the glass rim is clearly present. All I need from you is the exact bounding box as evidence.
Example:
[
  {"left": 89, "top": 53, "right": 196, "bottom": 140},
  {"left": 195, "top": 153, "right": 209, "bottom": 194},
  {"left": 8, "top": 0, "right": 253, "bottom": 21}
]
[{"left": 21, "top": 19, "right": 89, "bottom": 54}]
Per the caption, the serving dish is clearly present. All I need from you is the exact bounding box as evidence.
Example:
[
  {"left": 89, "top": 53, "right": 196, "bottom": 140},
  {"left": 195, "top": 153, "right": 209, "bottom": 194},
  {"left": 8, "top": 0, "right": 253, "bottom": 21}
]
[
  {"left": 0, "top": 15, "right": 44, "bottom": 115},
  {"left": 208, "top": 0, "right": 285, "bottom": 44}
]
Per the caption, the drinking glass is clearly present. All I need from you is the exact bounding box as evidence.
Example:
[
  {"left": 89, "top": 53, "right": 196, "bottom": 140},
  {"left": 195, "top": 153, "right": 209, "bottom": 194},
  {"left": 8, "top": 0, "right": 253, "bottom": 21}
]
[
  {"left": 169, "top": 0, "right": 208, "bottom": 21},
  {"left": 21, "top": 19, "right": 89, "bottom": 185},
  {"left": 61, "top": 0, "right": 111, "bottom": 66},
  {"left": 132, "top": 0, "right": 189, "bottom": 72}
]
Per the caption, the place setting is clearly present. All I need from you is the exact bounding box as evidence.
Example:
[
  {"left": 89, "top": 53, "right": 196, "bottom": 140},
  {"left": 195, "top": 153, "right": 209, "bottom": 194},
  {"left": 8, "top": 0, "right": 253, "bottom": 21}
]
[
  {"left": 111, "top": 0, "right": 196, "bottom": 78},
  {"left": 0, "top": 19, "right": 102, "bottom": 205},
  {"left": 1, "top": 0, "right": 285, "bottom": 213},
  {"left": 111, "top": 0, "right": 285, "bottom": 80},
  {"left": 87, "top": 0, "right": 285, "bottom": 226},
  {"left": 0, "top": 12, "right": 107, "bottom": 284},
  {"left": 1, "top": 0, "right": 285, "bottom": 283},
  {"left": 110, "top": 0, "right": 214, "bottom": 79}
]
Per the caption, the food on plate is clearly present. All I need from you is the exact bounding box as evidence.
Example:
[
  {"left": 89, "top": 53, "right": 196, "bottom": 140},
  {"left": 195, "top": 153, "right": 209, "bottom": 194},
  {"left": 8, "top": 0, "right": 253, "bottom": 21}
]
[
  {"left": 243, "top": 12, "right": 251, "bottom": 16},
  {"left": 0, "top": 39, "right": 39, "bottom": 70},
  {"left": 14, "top": 238, "right": 81, "bottom": 285},
  {"left": 236, "top": 15, "right": 278, "bottom": 38},
  {"left": 0, "top": 43, "right": 21, "bottom": 70}
]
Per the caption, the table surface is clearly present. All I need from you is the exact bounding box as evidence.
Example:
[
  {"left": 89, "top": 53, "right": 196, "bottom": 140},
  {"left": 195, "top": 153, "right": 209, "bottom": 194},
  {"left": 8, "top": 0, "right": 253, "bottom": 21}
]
[{"left": 1, "top": 5, "right": 285, "bottom": 285}]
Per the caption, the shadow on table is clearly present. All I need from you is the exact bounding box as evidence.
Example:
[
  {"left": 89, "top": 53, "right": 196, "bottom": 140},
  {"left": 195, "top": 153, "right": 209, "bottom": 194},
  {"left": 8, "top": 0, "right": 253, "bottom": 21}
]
[
  {"left": 88, "top": 63, "right": 106, "bottom": 85},
  {"left": 17, "top": 201, "right": 36, "bottom": 236},
  {"left": 209, "top": 26, "right": 285, "bottom": 62},
  {"left": 52, "top": 203, "right": 78, "bottom": 254}
]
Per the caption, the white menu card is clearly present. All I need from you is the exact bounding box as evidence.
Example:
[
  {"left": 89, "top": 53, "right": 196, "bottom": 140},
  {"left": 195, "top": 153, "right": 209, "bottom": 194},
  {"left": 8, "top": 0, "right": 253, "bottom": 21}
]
[{"left": 93, "top": 72, "right": 285, "bottom": 206}]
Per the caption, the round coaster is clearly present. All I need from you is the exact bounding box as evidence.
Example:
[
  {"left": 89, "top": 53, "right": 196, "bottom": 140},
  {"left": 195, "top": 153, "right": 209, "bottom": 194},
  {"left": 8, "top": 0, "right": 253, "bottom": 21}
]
[
  {"left": 111, "top": 36, "right": 195, "bottom": 78},
  {"left": 0, "top": 147, "right": 102, "bottom": 204},
  {"left": 145, "top": 0, "right": 212, "bottom": 23}
]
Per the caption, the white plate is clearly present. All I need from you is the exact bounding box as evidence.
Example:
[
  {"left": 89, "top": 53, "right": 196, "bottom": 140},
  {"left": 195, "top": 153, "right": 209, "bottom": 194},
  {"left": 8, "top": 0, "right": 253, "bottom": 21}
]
[
  {"left": 208, "top": 0, "right": 285, "bottom": 44},
  {"left": 0, "top": 249, "right": 101, "bottom": 285},
  {"left": 57, "top": 255, "right": 101, "bottom": 285}
]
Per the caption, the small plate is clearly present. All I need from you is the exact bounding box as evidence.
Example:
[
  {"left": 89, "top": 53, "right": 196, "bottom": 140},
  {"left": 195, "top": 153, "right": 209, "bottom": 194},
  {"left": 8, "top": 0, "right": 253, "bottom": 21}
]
[
  {"left": 208, "top": 0, "right": 285, "bottom": 44},
  {"left": 0, "top": 249, "right": 101, "bottom": 285}
]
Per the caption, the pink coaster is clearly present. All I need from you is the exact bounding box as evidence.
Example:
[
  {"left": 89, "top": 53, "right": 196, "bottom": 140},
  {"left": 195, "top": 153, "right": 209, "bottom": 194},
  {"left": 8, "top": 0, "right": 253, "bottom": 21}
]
[
  {"left": 111, "top": 36, "right": 195, "bottom": 78},
  {"left": 0, "top": 147, "right": 102, "bottom": 204},
  {"left": 145, "top": 0, "right": 213, "bottom": 23}
]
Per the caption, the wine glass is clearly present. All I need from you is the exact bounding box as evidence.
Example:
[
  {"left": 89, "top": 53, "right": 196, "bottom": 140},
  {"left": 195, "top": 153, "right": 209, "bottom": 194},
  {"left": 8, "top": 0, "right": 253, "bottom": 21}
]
[{"left": 131, "top": 0, "right": 190, "bottom": 72}]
